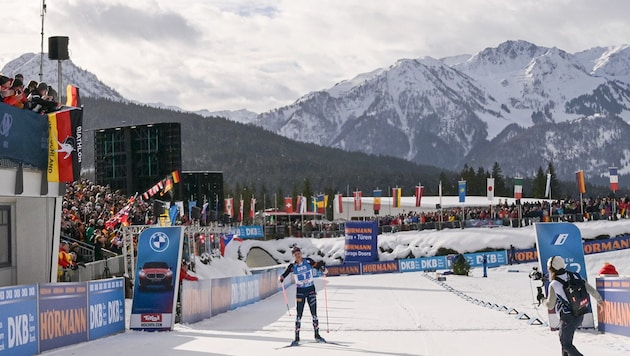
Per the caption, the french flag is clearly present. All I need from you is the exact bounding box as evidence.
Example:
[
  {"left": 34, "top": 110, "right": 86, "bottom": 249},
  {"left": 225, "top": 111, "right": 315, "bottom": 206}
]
[{"left": 610, "top": 167, "right": 619, "bottom": 192}]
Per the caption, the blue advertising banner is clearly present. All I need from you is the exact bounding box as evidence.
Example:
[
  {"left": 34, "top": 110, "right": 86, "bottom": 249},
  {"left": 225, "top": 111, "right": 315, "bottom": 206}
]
[
  {"left": 236, "top": 226, "right": 264, "bottom": 238},
  {"left": 535, "top": 222, "right": 593, "bottom": 329},
  {"left": 596, "top": 277, "right": 630, "bottom": 337},
  {"left": 230, "top": 275, "right": 260, "bottom": 310},
  {"left": 399, "top": 256, "right": 448, "bottom": 273},
  {"left": 325, "top": 263, "right": 362, "bottom": 277},
  {"left": 344, "top": 221, "right": 378, "bottom": 263},
  {"left": 87, "top": 278, "right": 125, "bottom": 340},
  {"left": 180, "top": 279, "right": 212, "bottom": 324},
  {"left": 38, "top": 283, "right": 88, "bottom": 352},
  {"left": 361, "top": 261, "right": 399, "bottom": 275},
  {"left": 0, "top": 285, "right": 38, "bottom": 356},
  {"left": 0, "top": 103, "right": 49, "bottom": 168},
  {"left": 464, "top": 251, "right": 508, "bottom": 268},
  {"left": 130, "top": 226, "right": 184, "bottom": 331}
]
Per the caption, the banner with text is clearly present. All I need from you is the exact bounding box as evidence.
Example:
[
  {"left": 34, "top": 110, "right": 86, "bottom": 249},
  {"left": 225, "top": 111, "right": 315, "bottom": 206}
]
[
  {"left": 130, "top": 226, "right": 184, "bottom": 331},
  {"left": 38, "top": 283, "right": 88, "bottom": 352},
  {"left": 0, "top": 284, "right": 38, "bottom": 356},
  {"left": 87, "top": 278, "right": 125, "bottom": 341},
  {"left": 344, "top": 221, "right": 378, "bottom": 263},
  {"left": 399, "top": 256, "right": 449, "bottom": 273},
  {"left": 596, "top": 277, "right": 630, "bottom": 337}
]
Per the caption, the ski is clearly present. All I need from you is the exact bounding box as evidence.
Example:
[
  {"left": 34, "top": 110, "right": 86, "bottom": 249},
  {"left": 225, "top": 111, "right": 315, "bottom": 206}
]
[{"left": 276, "top": 339, "right": 347, "bottom": 349}]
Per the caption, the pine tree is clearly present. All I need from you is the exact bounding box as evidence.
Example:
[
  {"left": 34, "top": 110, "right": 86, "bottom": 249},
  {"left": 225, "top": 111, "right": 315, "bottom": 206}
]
[
  {"left": 491, "top": 162, "right": 508, "bottom": 196},
  {"left": 532, "top": 166, "right": 546, "bottom": 198}
]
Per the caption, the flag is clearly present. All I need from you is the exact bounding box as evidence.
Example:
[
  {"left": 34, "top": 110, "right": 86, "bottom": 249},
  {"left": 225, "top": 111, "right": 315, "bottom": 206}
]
[
  {"left": 298, "top": 195, "right": 307, "bottom": 214},
  {"left": 458, "top": 181, "right": 466, "bottom": 203},
  {"left": 514, "top": 177, "right": 523, "bottom": 199},
  {"left": 250, "top": 197, "right": 256, "bottom": 218},
  {"left": 487, "top": 178, "right": 495, "bottom": 201},
  {"left": 353, "top": 191, "right": 362, "bottom": 211},
  {"left": 317, "top": 194, "right": 325, "bottom": 214},
  {"left": 65, "top": 84, "right": 81, "bottom": 107},
  {"left": 373, "top": 189, "right": 382, "bottom": 213},
  {"left": 171, "top": 170, "right": 180, "bottom": 183},
  {"left": 105, "top": 195, "right": 136, "bottom": 230},
  {"left": 219, "top": 233, "right": 243, "bottom": 257},
  {"left": 415, "top": 185, "right": 424, "bottom": 207},
  {"left": 392, "top": 188, "right": 401, "bottom": 208},
  {"left": 169, "top": 205, "right": 178, "bottom": 226},
  {"left": 610, "top": 167, "right": 619, "bottom": 192},
  {"left": 545, "top": 173, "right": 552, "bottom": 198},
  {"left": 161, "top": 177, "right": 173, "bottom": 196},
  {"left": 47, "top": 108, "right": 83, "bottom": 182},
  {"left": 225, "top": 198, "right": 234, "bottom": 218},
  {"left": 284, "top": 197, "right": 294, "bottom": 213},
  {"left": 188, "top": 200, "right": 197, "bottom": 219},
  {"left": 439, "top": 181, "right": 443, "bottom": 208},
  {"left": 576, "top": 170, "right": 586, "bottom": 194},
  {"left": 311, "top": 196, "right": 317, "bottom": 212},
  {"left": 239, "top": 198, "right": 244, "bottom": 221},
  {"left": 334, "top": 194, "right": 343, "bottom": 214}
]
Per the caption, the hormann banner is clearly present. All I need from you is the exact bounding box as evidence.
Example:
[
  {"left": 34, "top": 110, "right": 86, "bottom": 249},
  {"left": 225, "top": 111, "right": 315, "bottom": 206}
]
[
  {"left": 596, "top": 277, "right": 630, "bottom": 337},
  {"left": 511, "top": 234, "right": 630, "bottom": 264},
  {"left": 344, "top": 221, "right": 378, "bottom": 263},
  {"left": 326, "top": 263, "right": 362, "bottom": 277},
  {"left": 0, "top": 284, "right": 38, "bottom": 356},
  {"left": 361, "top": 261, "right": 399, "bottom": 275},
  {"left": 38, "top": 283, "right": 88, "bottom": 352}
]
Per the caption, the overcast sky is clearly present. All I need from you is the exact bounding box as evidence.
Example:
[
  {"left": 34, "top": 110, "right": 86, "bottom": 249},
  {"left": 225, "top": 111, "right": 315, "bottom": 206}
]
[{"left": 2, "top": 0, "right": 629, "bottom": 113}]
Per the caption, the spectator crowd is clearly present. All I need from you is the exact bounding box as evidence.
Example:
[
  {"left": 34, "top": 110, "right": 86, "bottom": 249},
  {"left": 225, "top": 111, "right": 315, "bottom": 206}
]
[{"left": 1, "top": 73, "right": 62, "bottom": 114}]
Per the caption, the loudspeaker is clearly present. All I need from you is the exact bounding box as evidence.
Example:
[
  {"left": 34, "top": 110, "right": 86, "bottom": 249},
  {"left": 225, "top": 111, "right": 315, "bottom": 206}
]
[{"left": 48, "top": 36, "right": 69, "bottom": 60}]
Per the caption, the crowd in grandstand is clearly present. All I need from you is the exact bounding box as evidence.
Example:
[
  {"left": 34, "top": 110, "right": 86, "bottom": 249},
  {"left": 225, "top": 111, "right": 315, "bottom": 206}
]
[
  {"left": 1, "top": 73, "right": 61, "bottom": 113},
  {"left": 60, "top": 179, "right": 630, "bottom": 261}
]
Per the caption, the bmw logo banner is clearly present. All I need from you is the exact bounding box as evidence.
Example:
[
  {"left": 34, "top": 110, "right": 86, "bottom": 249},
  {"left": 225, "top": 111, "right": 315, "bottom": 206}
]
[
  {"left": 535, "top": 222, "right": 593, "bottom": 329},
  {"left": 130, "top": 227, "right": 185, "bottom": 331}
]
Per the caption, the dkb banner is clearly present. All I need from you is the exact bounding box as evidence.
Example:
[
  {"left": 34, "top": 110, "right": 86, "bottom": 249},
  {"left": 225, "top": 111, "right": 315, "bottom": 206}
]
[
  {"left": 87, "top": 278, "right": 125, "bottom": 341},
  {"left": 0, "top": 284, "right": 38, "bottom": 356},
  {"left": 535, "top": 223, "right": 593, "bottom": 329},
  {"left": 130, "top": 227, "right": 184, "bottom": 331},
  {"left": 344, "top": 221, "right": 378, "bottom": 263}
]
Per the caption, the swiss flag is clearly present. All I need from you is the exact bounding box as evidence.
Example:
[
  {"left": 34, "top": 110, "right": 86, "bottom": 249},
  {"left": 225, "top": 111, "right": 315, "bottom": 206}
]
[{"left": 285, "top": 197, "right": 293, "bottom": 213}]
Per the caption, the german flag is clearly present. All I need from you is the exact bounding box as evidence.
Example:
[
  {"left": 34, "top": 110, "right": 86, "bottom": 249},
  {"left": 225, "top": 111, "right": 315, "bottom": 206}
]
[
  {"left": 65, "top": 84, "right": 81, "bottom": 107},
  {"left": 48, "top": 108, "right": 83, "bottom": 182}
]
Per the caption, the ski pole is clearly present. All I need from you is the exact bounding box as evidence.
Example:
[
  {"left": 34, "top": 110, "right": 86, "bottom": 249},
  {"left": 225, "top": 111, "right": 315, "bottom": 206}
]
[
  {"left": 323, "top": 273, "right": 330, "bottom": 333},
  {"left": 281, "top": 281, "right": 291, "bottom": 316}
]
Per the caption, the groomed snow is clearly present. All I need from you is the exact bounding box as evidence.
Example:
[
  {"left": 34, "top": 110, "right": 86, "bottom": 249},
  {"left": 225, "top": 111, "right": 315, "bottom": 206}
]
[{"left": 42, "top": 221, "right": 630, "bottom": 355}]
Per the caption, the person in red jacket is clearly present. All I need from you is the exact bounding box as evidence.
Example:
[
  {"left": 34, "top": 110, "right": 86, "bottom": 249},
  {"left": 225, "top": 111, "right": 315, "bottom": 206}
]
[
  {"left": 598, "top": 262, "right": 619, "bottom": 276},
  {"left": 179, "top": 260, "right": 198, "bottom": 282}
]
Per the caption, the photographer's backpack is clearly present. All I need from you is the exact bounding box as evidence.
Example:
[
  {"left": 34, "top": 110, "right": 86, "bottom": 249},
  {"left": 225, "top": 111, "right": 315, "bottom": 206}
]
[{"left": 555, "top": 271, "right": 590, "bottom": 316}]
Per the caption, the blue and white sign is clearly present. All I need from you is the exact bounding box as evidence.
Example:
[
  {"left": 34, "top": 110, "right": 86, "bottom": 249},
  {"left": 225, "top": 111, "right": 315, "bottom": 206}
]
[
  {"left": 236, "top": 226, "right": 264, "bottom": 239},
  {"left": 464, "top": 251, "right": 507, "bottom": 268},
  {"left": 131, "top": 227, "right": 184, "bottom": 331},
  {"left": 88, "top": 278, "right": 125, "bottom": 340},
  {"left": 344, "top": 221, "right": 378, "bottom": 263},
  {"left": 0, "top": 285, "right": 38, "bottom": 356},
  {"left": 535, "top": 222, "right": 593, "bottom": 329},
  {"left": 399, "top": 256, "right": 448, "bottom": 272}
]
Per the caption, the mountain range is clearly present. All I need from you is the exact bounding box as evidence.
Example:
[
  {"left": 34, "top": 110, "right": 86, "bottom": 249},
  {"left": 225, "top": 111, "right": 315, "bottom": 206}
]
[{"left": 3, "top": 40, "right": 630, "bottom": 182}]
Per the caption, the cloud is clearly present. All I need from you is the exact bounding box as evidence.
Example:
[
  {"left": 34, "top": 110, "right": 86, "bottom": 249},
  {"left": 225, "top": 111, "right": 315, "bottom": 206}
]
[
  {"left": 50, "top": 1, "right": 202, "bottom": 44},
  {"left": 3, "top": 0, "right": 630, "bottom": 113}
]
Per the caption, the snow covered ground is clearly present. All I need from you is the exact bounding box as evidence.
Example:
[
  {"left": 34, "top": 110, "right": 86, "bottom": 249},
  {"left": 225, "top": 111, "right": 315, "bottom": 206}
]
[{"left": 42, "top": 221, "right": 630, "bottom": 355}]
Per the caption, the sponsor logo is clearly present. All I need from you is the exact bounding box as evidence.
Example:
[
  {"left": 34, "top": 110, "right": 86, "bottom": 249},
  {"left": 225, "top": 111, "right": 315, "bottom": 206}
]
[
  {"left": 54, "top": 135, "right": 76, "bottom": 159},
  {"left": 141, "top": 314, "right": 162, "bottom": 322},
  {"left": 149, "top": 232, "right": 170, "bottom": 252},
  {"left": 552, "top": 233, "right": 569, "bottom": 246},
  {"left": 1, "top": 112, "right": 13, "bottom": 137}
]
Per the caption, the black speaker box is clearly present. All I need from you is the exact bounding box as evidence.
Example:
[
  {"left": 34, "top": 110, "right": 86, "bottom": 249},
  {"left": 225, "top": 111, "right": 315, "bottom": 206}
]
[{"left": 48, "top": 36, "right": 69, "bottom": 60}]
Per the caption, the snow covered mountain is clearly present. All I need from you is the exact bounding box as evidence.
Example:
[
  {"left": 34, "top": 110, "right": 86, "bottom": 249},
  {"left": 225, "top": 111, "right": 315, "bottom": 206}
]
[
  {"left": 1, "top": 53, "right": 124, "bottom": 101},
  {"left": 253, "top": 40, "right": 630, "bottom": 179}
]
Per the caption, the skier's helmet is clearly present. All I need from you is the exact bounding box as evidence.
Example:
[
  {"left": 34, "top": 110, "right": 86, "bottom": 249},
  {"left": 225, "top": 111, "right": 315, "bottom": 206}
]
[{"left": 547, "top": 256, "right": 566, "bottom": 271}]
